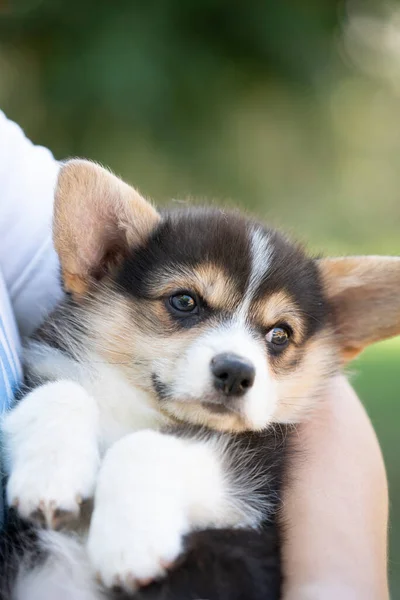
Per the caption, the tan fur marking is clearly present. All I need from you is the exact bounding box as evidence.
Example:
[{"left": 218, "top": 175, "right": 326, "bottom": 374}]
[
  {"left": 252, "top": 291, "right": 306, "bottom": 342},
  {"left": 146, "top": 263, "right": 241, "bottom": 311},
  {"left": 193, "top": 264, "right": 241, "bottom": 310}
]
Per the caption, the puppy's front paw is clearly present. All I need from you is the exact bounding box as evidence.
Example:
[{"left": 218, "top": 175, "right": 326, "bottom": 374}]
[
  {"left": 3, "top": 381, "right": 101, "bottom": 529},
  {"left": 87, "top": 499, "right": 188, "bottom": 591},
  {"left": 7, "top": 443, "right": 99, "bottom": 529}
]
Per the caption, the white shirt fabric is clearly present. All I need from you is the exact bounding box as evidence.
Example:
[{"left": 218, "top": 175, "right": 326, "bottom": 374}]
[
  {"left": 0, "top": 109, "right": 63, "bottom": 411},
  {"left": 0, "top": 270, "right": 22, "bottom": 410},
  {"left": 0, "top": 109, "right": 62, "bottom": 340},
  {"left": 0, "top": 111, "right": 63, "bottom": 524}
]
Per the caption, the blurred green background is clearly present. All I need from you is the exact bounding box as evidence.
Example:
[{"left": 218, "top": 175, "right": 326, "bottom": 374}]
[{"left": 0, "top": 0, "right": 399, "bottom": 593}]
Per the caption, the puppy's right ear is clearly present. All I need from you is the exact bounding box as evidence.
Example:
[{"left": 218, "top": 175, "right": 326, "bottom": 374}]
[
  {"left": 318, "top": 256, "right": 400, "bottom": 362},
  {"left": 53, "top": 159, "right": 160, "bottom": 296}
]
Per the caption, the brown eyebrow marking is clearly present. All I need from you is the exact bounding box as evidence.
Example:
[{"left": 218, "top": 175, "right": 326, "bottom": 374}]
[
  {"left": 252, "top": 290, "right": 306, "bottom": 341},
  {"left": 145, "top": 262, "right": 242, "bottom": 311}
]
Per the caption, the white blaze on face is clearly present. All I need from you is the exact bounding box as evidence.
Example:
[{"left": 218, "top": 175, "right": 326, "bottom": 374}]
[
  {"left": 165, "top": 226, "right": 278, "bottom": 430},
  {"left": 237, "top": 226, "right": 273, "bottom": 322}
]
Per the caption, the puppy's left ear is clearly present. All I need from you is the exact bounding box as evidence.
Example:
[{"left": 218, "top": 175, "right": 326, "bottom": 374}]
[
  {"left": 318, "top": 256, "right": 400, "bottom": 362},
  {"left": 53, "top": 159, "right": 160, "bottom": 296}
]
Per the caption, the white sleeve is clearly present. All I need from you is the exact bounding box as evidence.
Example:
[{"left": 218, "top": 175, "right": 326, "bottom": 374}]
[{"left": 0, "top": 110, "right": 63, "bottom": 338}]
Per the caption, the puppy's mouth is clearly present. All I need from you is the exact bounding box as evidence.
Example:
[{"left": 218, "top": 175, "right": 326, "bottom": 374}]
[
  {"left": 202, "top": 402, "right": 232, "bottom": 415},
  {"left": 152, "top": 373, "right": 243, "bottom": 418}
]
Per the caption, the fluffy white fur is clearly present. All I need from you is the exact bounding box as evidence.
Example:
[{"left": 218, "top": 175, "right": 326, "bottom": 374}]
[
  {"left": 88, "top": 430, "right": 266, "bottom": 590},
  {"left": 2, "top": 380, "right": 100, "bottom": 525},
  {"left": 14, "top": 531, "right": 98, "bottom": 600},
  {"left": 23, "top": 342, "right": 167, "bottom": 448},
  {"left": 3, "top": 340, "right": 269, "bottom": 594}
]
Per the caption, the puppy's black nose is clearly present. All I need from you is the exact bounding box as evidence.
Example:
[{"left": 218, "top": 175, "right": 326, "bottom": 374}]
[{"left": 211, "top": 353, "right": 255, "bottom": 397}]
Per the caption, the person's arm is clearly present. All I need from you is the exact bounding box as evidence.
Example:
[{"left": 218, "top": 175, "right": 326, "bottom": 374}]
[
  {"left": 0, "top": 110, "right": 62, "bottom": 338},
  {"left": 281, "top": 375, "right": 389, "bottom": 600}
]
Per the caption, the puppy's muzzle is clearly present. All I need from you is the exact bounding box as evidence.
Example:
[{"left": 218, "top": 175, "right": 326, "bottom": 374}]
[{"left": 210, "top": 353, "right": 255, "bottom": 397}]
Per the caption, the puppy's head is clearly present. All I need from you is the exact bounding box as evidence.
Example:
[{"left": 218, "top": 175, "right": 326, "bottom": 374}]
[{"left": 54, "top": 160, "right": 400, "bottom": 432}]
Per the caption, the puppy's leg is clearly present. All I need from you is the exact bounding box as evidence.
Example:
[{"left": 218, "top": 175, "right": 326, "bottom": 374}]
[
  {"left": 2, "top": 380, "right": 100, "bottom": 529},
  {"left": 87, "top": 430, "right": 262, "bottom": 591}
]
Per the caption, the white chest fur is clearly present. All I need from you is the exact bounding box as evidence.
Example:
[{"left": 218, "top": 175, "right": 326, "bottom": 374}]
[{"left": 24, "top": 342, "right": 166, "bottom": 451}]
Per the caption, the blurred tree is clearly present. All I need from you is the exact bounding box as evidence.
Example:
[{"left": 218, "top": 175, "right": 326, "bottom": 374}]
[{"left": 0, "top": 1, "right": 339, "bottom": 157}]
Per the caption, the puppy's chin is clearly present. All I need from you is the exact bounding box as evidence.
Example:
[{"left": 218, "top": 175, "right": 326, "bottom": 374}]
[{"left": 159, "top": 399, "right": 269, "bottom": 433}]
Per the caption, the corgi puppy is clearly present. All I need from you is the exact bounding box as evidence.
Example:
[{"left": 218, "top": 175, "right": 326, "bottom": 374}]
[{"left": 1, "top": 159, "right": 399, "bottom": 600}]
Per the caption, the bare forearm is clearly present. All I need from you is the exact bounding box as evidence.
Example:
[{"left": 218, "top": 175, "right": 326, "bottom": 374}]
[{"left": 281, "top": 375, "right": 389, "bottom": 600}]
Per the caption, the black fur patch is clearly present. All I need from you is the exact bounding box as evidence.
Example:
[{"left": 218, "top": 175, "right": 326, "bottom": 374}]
[
  {"left": 116, "top": 207, "right": 252, "bottom": 301},
  {"left": 116, "top": 207, "right": 327, "bottom": 341},
  {"left": 125, "top": 527, "right": 281, "bottom": 600}
]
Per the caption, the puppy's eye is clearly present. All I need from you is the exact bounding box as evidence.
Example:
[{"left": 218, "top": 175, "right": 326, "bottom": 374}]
[
  {"left": 169, "top": 294, "right": 198, "bottom": 313},
  {"left": 266, "top": 326, "right": 291, "bottom": 347}
]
